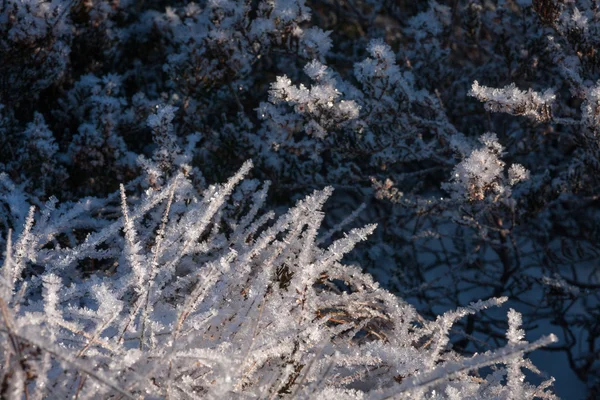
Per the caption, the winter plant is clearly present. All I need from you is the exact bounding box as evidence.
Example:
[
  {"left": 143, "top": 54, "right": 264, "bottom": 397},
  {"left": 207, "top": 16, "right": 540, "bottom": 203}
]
[
  {"left": 0, "top": 157, "right": 558, "bottom": 398},
  {"left": 1, "top": 0, "right": 599, "bottom": 398}
]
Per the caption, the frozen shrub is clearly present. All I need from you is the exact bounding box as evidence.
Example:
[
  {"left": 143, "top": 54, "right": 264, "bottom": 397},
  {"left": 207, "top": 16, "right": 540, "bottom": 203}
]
[
  {"left": 2, "top": 0, "right": 599, "bottom": 397},
  {"left": 0, "top": 0, "right": 72, "bottom": 103},
  {"left": 444, "top": 133, "right": 529, "bottom": 202},
  {"left": 253, "top": 38, "right": 455, "bottom": 191},
  {"left": 0, "top": 162, "right": 557, "bottom": 398},
  {"left": 16, "top": 112, "right": 68, "bottom": 196},
  {"left": 60, "top": 74, "right": 141, "bottom": 195}
]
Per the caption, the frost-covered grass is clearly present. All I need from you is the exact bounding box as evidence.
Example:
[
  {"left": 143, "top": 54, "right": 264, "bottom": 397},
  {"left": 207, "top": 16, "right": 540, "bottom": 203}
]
[{"left": 1, "top": 162, "right": 557, "bottom": 398}]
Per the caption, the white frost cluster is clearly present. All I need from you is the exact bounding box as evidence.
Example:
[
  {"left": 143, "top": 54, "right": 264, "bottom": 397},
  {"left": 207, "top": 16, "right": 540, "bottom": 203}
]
[
  {"left": 469, "top": 81, "right": 556, "bottom": 122},
  {"left": 445, "top": 133, "right": 530, "bottom": 201},
  {"left": 261, "top": 60, "right": 360, "bottom": 139}
]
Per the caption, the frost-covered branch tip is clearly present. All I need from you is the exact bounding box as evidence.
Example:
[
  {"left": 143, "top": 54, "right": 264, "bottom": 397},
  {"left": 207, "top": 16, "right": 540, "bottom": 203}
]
[{"left": 469, "top": 81, "right": 555, "bottom": 122}]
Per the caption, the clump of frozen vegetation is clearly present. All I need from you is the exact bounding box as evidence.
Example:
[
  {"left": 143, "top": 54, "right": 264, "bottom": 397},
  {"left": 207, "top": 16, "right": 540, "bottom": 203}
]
[
  {"left": 444, "top": 133, "right": 530, "bottom": 202},
  {"left": 0, "top": 156, "right": 557, "bottom": 398}
]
